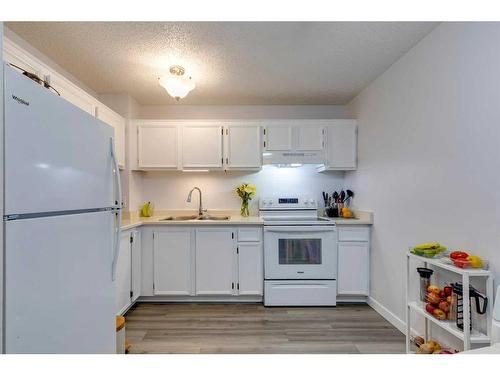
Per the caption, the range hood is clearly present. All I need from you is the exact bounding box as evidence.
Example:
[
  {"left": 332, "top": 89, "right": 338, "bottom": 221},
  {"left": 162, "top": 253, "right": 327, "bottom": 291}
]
[{"left": 262, "top": 150, "right": 325, "bottom": 165}]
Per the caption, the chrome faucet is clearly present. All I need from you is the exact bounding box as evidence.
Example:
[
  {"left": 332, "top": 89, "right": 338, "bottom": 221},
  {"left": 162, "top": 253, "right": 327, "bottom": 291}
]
[{"left": 187, "top": 187, "right": 205, "bottom": 216}]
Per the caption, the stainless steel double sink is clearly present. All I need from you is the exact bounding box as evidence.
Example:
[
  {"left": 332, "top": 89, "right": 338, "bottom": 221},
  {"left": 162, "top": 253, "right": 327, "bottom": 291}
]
[{"left": 160, "top": 214, "right": 230, "bottom": 221}]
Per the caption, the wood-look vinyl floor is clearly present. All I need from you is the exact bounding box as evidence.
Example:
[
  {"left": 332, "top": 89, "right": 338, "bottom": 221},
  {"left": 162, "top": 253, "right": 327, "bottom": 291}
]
[{"left": 124, "top": 303, "right": 405, "bottom": 354}]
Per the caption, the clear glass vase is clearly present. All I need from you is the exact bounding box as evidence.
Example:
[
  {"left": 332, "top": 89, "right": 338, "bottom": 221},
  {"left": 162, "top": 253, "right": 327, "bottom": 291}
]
[{"left": 240, "top": 199, "right": 250, "bottom": 217}]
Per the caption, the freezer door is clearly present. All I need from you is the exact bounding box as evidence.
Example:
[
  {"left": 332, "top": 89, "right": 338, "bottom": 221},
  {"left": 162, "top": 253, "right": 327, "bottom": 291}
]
[
  {"left": 5, "top": 211, "right": 116, "bottom": 353},
  {"left": 4, "top": 66, "right": 115, "bottom": 215}
]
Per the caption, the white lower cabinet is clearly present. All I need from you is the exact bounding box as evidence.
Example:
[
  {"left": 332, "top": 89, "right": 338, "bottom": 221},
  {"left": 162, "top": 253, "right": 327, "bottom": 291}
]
[
  {"left": 153, "top": 228, "right": 194, "bottom": 295},
  {"left": 131, "top": 230, "right": 142, "bottom": 302},
  {"left": 116, "top": 232, "right": 132, "bottom": 315},
  {"left": 237, "top": 242, "right": 263, "bottom": 295},
  {"left": 149, "top": 225, "right": 263, "bottom": 299},
  {"left": 336, "top": 226, "right": 370, "bottom": 298},
  {"left": 116, "top": 229, "right": 142, "bottom": 314},
  {"left": 195, "top": 228, "right": 235, "bottom": 295}
]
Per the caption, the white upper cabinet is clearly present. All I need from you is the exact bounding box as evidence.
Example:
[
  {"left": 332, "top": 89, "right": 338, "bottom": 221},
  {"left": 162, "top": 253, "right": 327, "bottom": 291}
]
[
  {"left": 182, "top": 124, "right": 223, "bottom": 169},
  {"left": 320, "top": 120, "right": 357, "bottom": 171},
  {"left": 264, "top": 123, "right": 324, "bottom": 152},
  {"left": 46, "top": 72, "right": 97, "bottom": 117},
  {"left": 96, "top": 104, "right": 126, "bottom": 168},
  {"left": 3, "top": 39, "right": 44, "bottom": 79},
  {"left": 224, "top": 125, "right": 262, "bottom": 170},
  {"left": 296, "top": 125, "right": 324, "bottom": 151},
  {"left": 264, "top": 125, "right": 293, "bottom": 151},
  {"left": 138, "top": 124, "right": 178, "bottom": 169}
]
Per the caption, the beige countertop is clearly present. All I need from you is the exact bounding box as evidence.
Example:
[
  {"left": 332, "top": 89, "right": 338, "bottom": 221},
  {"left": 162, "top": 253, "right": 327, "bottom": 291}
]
[
  {"left": 121, "top": 209, "right": 373, "bottom": 231},
  {"left": 121, "top": 210, "right": 263, "bottom": 231},
  {"left": 325, "top": 210, "right": 374, "bottom": 225}
]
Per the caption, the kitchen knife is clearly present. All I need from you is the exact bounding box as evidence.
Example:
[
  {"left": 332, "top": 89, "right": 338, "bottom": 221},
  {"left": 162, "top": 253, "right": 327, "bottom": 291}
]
[{"left": 333, "top": 191, "right": 339, "bottom": 203}]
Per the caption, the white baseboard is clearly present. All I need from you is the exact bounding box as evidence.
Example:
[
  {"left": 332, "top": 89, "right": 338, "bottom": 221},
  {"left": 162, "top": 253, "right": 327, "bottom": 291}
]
[
  {"left": 367, "top": 296, "right": 406, "bottom": 334},
  {"left": 138, "top": 295, "right": 263, "bottom": 303}
]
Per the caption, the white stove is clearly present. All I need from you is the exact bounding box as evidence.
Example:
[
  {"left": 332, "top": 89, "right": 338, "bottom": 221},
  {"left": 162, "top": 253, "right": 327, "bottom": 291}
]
[
  {"left": 259, "top": 196, "right": 337, "bottom": 306},
  {"left": 259, "top": 196, "right": 333, "bottom": 225}
]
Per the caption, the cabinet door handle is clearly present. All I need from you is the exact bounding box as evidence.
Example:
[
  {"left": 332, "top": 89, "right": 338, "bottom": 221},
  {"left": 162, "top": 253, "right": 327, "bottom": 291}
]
[{"left": 232, "top": 282, "right": 234, "bottom": 290}]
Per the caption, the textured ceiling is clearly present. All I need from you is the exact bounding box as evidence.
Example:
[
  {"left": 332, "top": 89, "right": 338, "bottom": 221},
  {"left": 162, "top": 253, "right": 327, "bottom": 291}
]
[{"left": 5, "top": 22, "right": 438, "bottom": 105}]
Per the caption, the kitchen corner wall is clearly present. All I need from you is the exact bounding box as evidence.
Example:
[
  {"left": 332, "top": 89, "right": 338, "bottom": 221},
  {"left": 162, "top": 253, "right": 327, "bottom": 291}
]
[{"left": 344, "top": 23, "right": 500, "bottom": 334}]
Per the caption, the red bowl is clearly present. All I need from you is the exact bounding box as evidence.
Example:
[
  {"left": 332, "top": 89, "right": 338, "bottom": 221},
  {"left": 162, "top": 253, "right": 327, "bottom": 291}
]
[{"left": 453, "top": 258, "right": 471, "bottom": 268}]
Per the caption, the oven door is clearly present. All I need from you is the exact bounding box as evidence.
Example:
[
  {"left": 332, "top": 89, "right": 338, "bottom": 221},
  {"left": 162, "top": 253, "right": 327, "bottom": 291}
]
[{"left": 264, "top": 225, "right": 337, "bottom": 280}]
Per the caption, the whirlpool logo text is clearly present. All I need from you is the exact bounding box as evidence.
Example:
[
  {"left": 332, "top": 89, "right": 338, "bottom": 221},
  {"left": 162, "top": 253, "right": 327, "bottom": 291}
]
[{"left": 12, "top": 94, "right": 29, "bottom": 106}]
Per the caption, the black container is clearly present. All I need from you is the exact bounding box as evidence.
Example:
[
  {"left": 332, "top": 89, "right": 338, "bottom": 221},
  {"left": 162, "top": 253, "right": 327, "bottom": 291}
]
[
  {"left": 416, "top": 267, "right": 434, "bottom": 302},
  {"left": 325, "top": 206, "right": 338, "bottom": 217},
  {"left": 451, "top": 282, "right": 488, "bottom": 331}
]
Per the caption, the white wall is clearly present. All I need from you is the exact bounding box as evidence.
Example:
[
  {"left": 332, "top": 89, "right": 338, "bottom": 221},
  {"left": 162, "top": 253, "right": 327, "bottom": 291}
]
[
  {"left": 140, "top": 165, "right": 344, "bottom": 214},
  {"left": 345, "top": 23, "right": 500, "bottom": 336},
  {"left": 139, "top": 104, "right": 346, "bottom": 120}
]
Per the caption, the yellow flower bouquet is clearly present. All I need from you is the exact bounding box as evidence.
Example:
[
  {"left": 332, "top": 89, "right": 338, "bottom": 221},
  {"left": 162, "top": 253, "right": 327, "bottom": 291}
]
[{"left": 236, "top": 183, "right": 256, "bottom": 217}]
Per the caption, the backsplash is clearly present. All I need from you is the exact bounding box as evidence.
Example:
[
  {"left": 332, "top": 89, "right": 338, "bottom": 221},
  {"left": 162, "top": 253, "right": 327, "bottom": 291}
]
[{"left": 139, "top": 165, "right": 345, "bottom": 214}]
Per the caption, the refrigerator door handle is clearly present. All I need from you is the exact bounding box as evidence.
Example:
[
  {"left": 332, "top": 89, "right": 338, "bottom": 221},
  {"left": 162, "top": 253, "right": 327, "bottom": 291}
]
[
  {"left": 110, "top": 137, "right": 122, "bottom": 280},
  {"left": 110, "top": 137, "right": 122, "bottom": 209},
  {"left": 111, "top": 210, "right": 121, "bottom": 281}
]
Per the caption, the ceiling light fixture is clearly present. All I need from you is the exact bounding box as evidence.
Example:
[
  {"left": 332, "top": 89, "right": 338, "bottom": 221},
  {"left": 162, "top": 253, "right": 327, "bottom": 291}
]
[{"left": 158, "top": 65, "right": 196, "bottom": 101}]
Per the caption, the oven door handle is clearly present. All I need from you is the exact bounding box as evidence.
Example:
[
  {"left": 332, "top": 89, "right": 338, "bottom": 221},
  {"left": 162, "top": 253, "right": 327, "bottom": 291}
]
[{"left": 264, "top": 226, "right": 335, "bottom": 233}]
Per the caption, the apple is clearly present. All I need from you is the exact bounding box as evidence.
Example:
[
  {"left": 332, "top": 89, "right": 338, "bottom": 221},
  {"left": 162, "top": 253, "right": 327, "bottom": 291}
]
[
  {"left": 444, "top": 286, "right": 452, "bottom": 296},
  {"left": 426, "top": 292, "right": 441, "bottom": 305},
  {"left": 450, "top": 251, "right": 469, "bottom": 260},
  {"left": 428, "top": 341, "right": 441, "bottom": 351},
  {"left": 438, "top": 350, "right": 454, "bottom": 354},
  {"left": 425, "top": 303, "right": 436, "bottom": 314},
  {"left": 427, "top": 285, "right": 441, "bottom": 294},
  {"left": 439, "top": 290, "right": 446, "bottom": 299},
  {"left": 438, "top": 301, "right": 450, "bottom": 313},
  {"left": 446, "top": 295, "right": 453, "bottom": 304},
  {"left": 433, "top": 308, "right": 447, "bottom": 320}
]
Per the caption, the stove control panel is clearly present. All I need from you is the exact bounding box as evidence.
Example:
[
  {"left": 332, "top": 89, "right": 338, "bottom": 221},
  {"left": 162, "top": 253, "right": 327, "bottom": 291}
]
[{"left": 259, "top": 196, "right": 317, "bottom": 210}]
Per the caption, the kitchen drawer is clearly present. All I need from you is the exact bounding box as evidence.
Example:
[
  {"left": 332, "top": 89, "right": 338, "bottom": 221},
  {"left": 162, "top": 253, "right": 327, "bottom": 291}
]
[
  {"left": 264, "top": 280, "right": 337, "bottom": 306},
  {"left": 337, "top": 227, "right": 370, "bottom": 242},
  {"left": 237, "top": 227, "right": 262, "bottom": 242}
]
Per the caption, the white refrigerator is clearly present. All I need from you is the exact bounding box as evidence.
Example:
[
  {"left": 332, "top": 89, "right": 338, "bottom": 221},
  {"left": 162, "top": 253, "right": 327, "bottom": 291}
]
[{"left": 2, "top": 64, "right": 121, "bottom": 353}]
